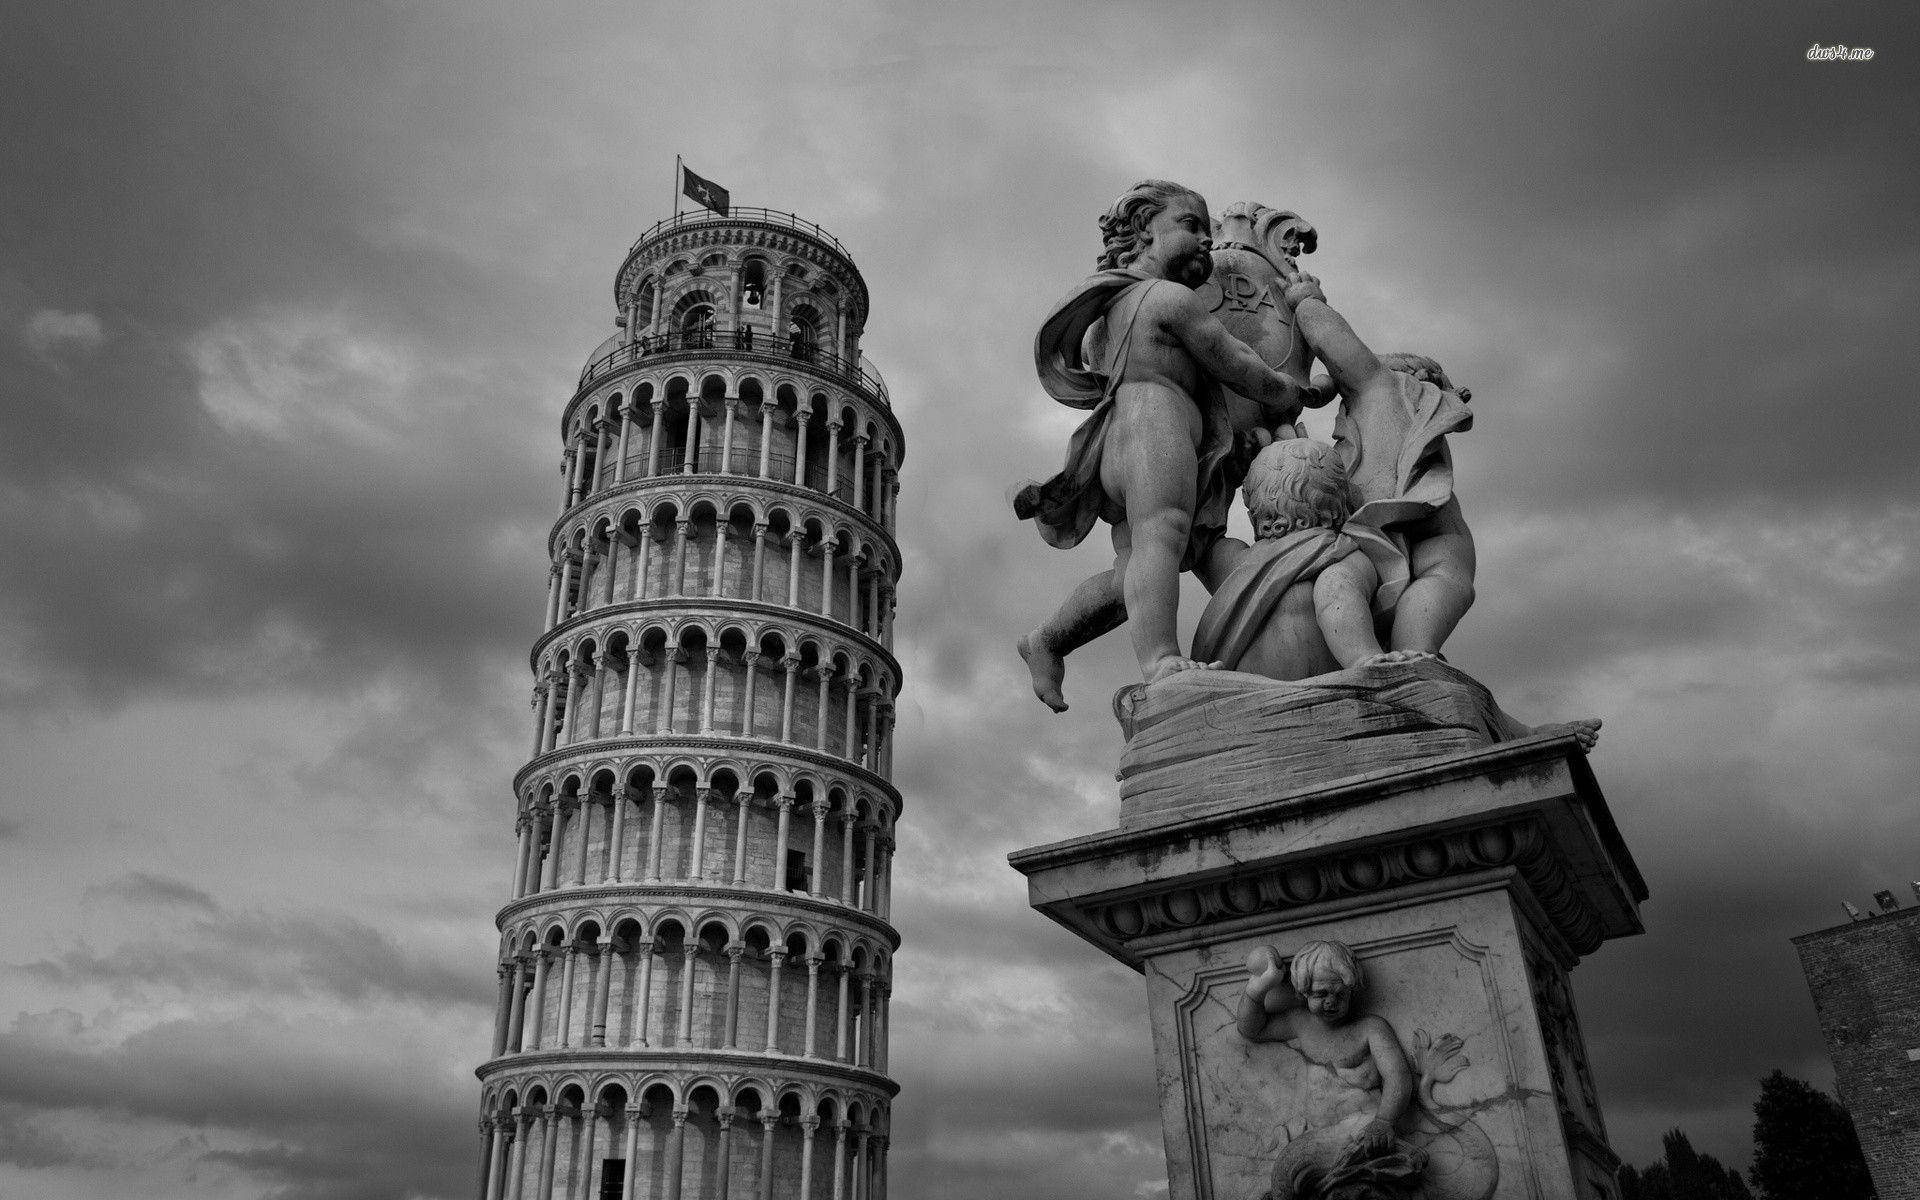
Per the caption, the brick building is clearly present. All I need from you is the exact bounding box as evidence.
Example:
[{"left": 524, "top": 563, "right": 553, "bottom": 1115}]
[
  {"left": 1794, "top": 898, "right": 1920, "bottom": 1200},
  {"left": 473, "top": 203, "right": 905, "bottom": 1200}
]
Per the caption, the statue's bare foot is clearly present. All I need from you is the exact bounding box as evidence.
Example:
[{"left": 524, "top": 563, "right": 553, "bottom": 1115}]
[
  {"left": 1143, "top": 656, "right": 1222, "bottom": 686},
  {"left": 1357, "top": 649, "right": 1440, "bottom": 668},
  {"left": 1017, "top": 630, "right": 1069, "bottom": 713},
  {"left": 1535, "top": 717, "right": 1602, "bottom": 751}
]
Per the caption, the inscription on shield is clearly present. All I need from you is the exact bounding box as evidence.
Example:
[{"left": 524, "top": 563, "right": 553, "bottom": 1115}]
[{"left": 1206, "top": 246, "right": 1311, "bottom": 385}]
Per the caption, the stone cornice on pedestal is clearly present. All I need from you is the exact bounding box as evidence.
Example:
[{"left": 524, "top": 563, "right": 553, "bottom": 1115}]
[
  {"left": 496, "top": 880, "right": 900, "bottom": 949},
  {"left": 1010, "top": 733, "right": 1646, "bottom": 970}
]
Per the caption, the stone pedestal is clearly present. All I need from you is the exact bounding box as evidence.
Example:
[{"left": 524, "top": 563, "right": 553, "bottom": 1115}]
[{"left": 1010, "top": 732, "right": 1646, "bottom": 1200}]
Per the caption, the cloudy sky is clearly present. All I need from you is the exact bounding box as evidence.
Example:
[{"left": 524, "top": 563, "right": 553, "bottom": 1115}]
[{"left": 1, "top": 2, "right": 1915, "bottom": 1197}]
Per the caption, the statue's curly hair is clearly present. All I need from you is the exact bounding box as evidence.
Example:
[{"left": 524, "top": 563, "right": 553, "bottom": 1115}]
[
  {"left": 1289, "top": 940, "right": 1362, "bottom": 995},
  {"left": 1244, "top": 439, "right": 1351, "bottom": 538},
  {"left": 1097, "top": 179, "right": 1208, "bottom": 270}
]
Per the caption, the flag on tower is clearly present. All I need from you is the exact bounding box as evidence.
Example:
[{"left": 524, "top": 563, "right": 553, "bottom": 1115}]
[{"left": 680, "top": 163, "right": 730, "bottom": 216}]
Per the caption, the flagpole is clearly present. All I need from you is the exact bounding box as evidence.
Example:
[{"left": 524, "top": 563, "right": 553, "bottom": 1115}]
[{"left": 673, "top": 155, "right": 681, "bottom": 219}]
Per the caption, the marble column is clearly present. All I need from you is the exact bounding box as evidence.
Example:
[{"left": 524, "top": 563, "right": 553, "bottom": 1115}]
[
  {"left": 590, "top": 936, "right": 613, "bottom": 1047},
  {"left": 773, "top": 798, "right": 795, "bottom": 891},
  {"left": 764, "top": 950, "right": 786, "bottom": 1053}
]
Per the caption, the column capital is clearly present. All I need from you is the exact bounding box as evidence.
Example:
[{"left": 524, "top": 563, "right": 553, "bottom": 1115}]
[
  {"left": 815, "top": 537, "right": 840, "bottom": 556},
  {"left": 671, "top": 1108, "right": 689, "bottom": 1127},
  {"left": 776, "top": 794, "right": 796, "bottom": 812},
  {"left": 811, "top": 799, "right": 833, "bottom": 819},
  {"left": 726, "top": 944, "right": 745, "bottom": 963},
  {"left": 779, "top": 653, "right": 802, "bottom": 670},
  {"left": 669, "top": 647, "right": 689, "bottom": 665},
  {"left": 619, "top": 785, "right": 648, "bottom": 805},
  {"left": 768, "top": 948, "right": 787, "bottom": 965},
  {"left": 760, "top": 398, "right": 780, "bottom": 414},
  {"left": 801, "top": 1116, "right": 821, "bottom": 1134},
  {"left": 853, "top": 431, "right": 871, "bottom": 447},
  {"left": 717, "top": 1108, "right": 736, "bottom": 1128},
  {"left": 705, "top": 646, "right": 722, "bottom": 663},
  {"left": 812, "top": 663, "right": 838, "bottom": 682},
  {"left": 752, "top": 521, "right": 769, "bottom": 537},
  {"left": 651, "top": 396, "right": 668, "bottom": 411},
  {"left": 742, "top": 650, "right": 762, "bottom": 668}
]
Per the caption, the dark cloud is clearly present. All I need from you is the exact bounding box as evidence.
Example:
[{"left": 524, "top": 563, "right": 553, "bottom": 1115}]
[
  {"left": 23, "top": 907, "right": 490, "bottom": 1011},
  {"left": 0, "top": 0, "right": 1915, "bottom": 1196},
  {"left": 88, "top": 872, "right": 220, "bottom": 913},
  {"left": 0, "top": 1010, "right": 478, "bottom": 1200}
]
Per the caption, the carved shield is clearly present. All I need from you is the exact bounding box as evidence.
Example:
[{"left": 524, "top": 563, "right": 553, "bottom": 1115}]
[{"left": 1194, "top": 204, "right": 1318, "bottom": 435}]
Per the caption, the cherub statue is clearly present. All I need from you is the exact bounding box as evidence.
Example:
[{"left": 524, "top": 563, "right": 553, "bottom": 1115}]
[
  {"left": 1278, "top": 266, "right": 1476, "bottom": 659},
  {"left": 1239, "top": 941, "right": 1428, "bottom": 1199},
  {"left": 1188, "top": 439, "right": 1601, "bottom": 750},
  {"left": 1189, "top": 438, "right": 1406, "bottom": 681},
  {"left": 1015, "top": 181, "right": 1314, "bottom": 699}
]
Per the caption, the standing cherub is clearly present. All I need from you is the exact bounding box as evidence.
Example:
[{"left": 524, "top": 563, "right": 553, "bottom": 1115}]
[
  {"left": 1239, "top": 941, "right": 1427, "bottom": 1199},
  {"left": 1278, "top": 266, "right": 1477, "bottom": 660},
  {"left": 1016, "top": 180, "right": 1313, "bottom": 693}
]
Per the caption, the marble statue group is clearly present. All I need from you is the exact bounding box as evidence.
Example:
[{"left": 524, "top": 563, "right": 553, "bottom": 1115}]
[
  {"left": 1016, "top": 179, "right": 1482, "bottom": 711},
  {"left": 1007, "top": 182, "right": 1621, "bottom": 1200}
]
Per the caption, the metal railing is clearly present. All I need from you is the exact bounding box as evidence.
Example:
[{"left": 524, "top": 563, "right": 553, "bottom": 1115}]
[
  {"left": 627, "top": 206, "right": 857, "bottom": 265},
  {"left": 576, "top": 324, "right": 891, "bottom": 407}
]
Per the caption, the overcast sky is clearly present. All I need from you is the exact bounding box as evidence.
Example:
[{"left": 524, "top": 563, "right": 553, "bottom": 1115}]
[{"left": 1, "top": 3, "right": 1915, "bottom": 1198}]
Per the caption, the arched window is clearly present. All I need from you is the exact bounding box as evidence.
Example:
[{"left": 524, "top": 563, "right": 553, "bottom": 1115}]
[
  {"left": 741, "top": 260, "right": 767, "bottom": 308},
  {"left": 788, "top": 305, "right": 818, "bottom": 361},
  {"left": 682, "top": 303, "right": 714, "bottom": 349}
]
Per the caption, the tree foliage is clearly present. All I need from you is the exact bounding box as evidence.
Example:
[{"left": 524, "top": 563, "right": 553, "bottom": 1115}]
[
  {"left": 1618, "top": 1129, "right": 1752, "bottom": 1200},
  {"left": 1748, "top": 1069, "right": 1875, "bottom": 1200}
]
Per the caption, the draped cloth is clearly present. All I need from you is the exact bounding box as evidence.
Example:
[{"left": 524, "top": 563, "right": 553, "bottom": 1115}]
[
  {"left": 1016, "top": 269, "right": 1237, "bottom": 571},
  {"left": 1190, "top": 525, "right": 1407, "bottom": 673},
  {"left": 1337, "top": 370, "right": 1472, "bottom": 528}
]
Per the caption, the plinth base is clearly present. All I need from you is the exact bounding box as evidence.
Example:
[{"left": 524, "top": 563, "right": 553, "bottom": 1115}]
[{"left": 1011, "top": 733, "right": 1646, "bottom": 1200}]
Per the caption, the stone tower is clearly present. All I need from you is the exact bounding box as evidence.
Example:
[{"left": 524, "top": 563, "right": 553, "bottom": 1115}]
[{"left": 476, "top": 205, "right": 904, "bottom": 1200}]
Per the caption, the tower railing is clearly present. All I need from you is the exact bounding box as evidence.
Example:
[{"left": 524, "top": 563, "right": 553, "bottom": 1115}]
[
  {"left": 628, "top": 206, "right": 857, "bottom": 264},
  {"left": 576, "top": 324, "right": 891, "bottom": 407}
]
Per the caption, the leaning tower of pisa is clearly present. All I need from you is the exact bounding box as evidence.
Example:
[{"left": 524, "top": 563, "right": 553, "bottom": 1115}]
[{"left": 475, "top": 204, "right": 904, "bottom": 1200}]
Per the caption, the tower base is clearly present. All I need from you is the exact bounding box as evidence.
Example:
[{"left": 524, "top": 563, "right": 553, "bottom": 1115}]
[{"left": 1010, "top": 732, "right": 1646, "bottom": 1200}]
